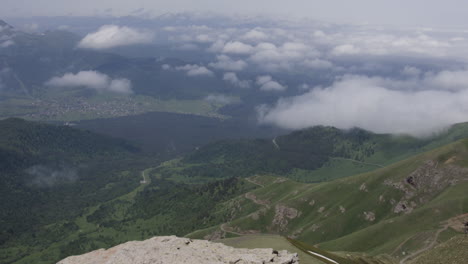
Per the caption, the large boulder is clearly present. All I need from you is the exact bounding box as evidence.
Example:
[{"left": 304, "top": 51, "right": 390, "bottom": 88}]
[{"left": 57, "top": 236, "right": 299, "bottom": 264}]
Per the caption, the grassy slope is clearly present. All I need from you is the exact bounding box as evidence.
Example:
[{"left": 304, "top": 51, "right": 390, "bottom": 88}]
[
  {"left": 3, "top": 119, "right": 468, "bottom": 263},
  {"left": 188, "top": 140, "right": 468, "bottom": 262},
  {"left": 409, "top": 235, "right": 468, "bottom": 264},
  {"left": 3, "top": 169, "right": 258, "bottom": 264},
  {"left": 8, "top": 167, "right": 158, "bottom": 264},
  {"left": 0, "top": 119, "right": 160, "bottom": 264},
  {"left": 159, "top": 123, "right": 468, "bottom": 183},
  {"left": 219, "top": 234, "right": 325, "bottom": 264}
]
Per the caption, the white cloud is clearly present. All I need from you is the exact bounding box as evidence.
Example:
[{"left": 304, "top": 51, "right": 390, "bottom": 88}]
[
  {"left": 256, "top": 75, "right": 286, "bottom": 91},
  {"left": 0, "top": 39, "right": 14, "bottom": 48},
  {"left": 109, "top": 79, "right": 132, "bottom": 94},
  {"left": 222, "top": 41, "right": 254, "bottom": 54},
  {"left": 425, "top": 70, "right": 468, "bottom": 91},
  {"left": 209, "top": 55, "right": 248, "bottom": 71},
  {"left": 207, "top": 40, "right": 226, "bottom": 53},
  {"left": 78, "top": 25, "right": 154, "bottom": 49},
  {"left": 327, "top": 32, "right": 453, "bottom": 58},
  {"left": 258, "top": 74, "right": 468, "bottom": 136},
  {"left": 256, "top": 75, "right": 273, "bottom": 85},
  {"left": 175, "top": 64, "right": 214, "bottom": 77},
  {"left": 331, "top": 44, "right": 361, "bottom": 55},
  {"left": 248, "top": 41, "right": 321, "bottom": 71},
  {"left": 195, "top": 34, "right": 215, "bottom": 43},
  {"left": 187, "top": 66, "right": 213, "bottom": 76},
  {"left": 402, "top": 66, "right": 422, "bottom": 77},
  {"left": 298, "top": 83, "right": 311, "bottom": 90},
  {"left": 45, "top": 71, "right": 133, "bottom": 94},
  {"left": 173, "top": 43, "right": 199, "bottom": 50},
  {"left": 242, "top": 29, "right": 268, "bottom": 41},
  {"left": 223, "top": 72, "right": 251, "bottom": 88},
  {"left": 302, "top": 59, "right": 333, "bottom": 69},
  {"left": 259, "top": 81, "right": 287, "bottom": 91}
]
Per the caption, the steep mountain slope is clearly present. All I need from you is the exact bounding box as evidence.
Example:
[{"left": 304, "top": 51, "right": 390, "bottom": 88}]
[
  {"left": 0, "top": 118, "right": 158, "bottom": 263},
  {"left": 158, "top": 123, "right": 468, "bottom": 183},
  {"left": 2, "top": 119, "right": 467, "bottom": 264},
  {"left": 187, "top": 139, "right": 468, "bottom": 262},
  {"left": 409, "top": 235, "right": 468, "bottom": 264}
]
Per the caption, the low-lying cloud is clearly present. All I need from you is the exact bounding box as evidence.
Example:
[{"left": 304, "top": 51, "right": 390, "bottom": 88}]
[
  {"left": 26, "top": 165, "right": 78, "bottom": 188},
  {"left": 209, "top": 55, "right": 247, "bottom": 71},
  {"left": 0, "top": 39, "right": 14, "bottom": 48},
  {"left": 222, "top": 41, "right": 254, "bottom": 54},
  {"left": 223, "top": 72, "right": 251, "bottom": 88},
  {"left": 259, "top": 74, "right": 468, "bottom": 136},
  {"left": 174, "top": 64, "right": 214, "bottom": 77},
  {"left": 242, "top": 29, "right": 268, "bottom": 41},
  {"left": 78, "top": 25, "right": 154, "bottom": 49},
  {"left": 256, "top": 75, "right": 287, "bottom": 92},
  {"left": 46, "top": 71, "right": 133, "bottom": 94}
]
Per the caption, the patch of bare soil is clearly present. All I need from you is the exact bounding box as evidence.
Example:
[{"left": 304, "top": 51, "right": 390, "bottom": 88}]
[{"left": 271, "top": 204, "right": 300, "bottom": 231}]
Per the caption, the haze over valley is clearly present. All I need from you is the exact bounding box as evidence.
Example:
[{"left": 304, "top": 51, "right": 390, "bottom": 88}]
[{"left": 1, "top": 2, "right": 468, "bottom": 264}]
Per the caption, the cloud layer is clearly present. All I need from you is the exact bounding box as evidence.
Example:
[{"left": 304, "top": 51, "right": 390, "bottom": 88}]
[
  {"left": 78, "top": 25, "right": 154, "bottom": 49},
  {"left": 37, "top": 15, "right": 468, "bottom": 135},
  {"left": 46, "top": 71, "right": 133, "bottom": 94},
  {"left": 174, "top": 64, "right": 214, "bottom": 77},
  {"left": 256, "top": 75, "right": 286, "bottom": 91},
  {"left": 259, "top": 74, "right": 468, "bottom": 136},
  {"left": 223, "top": 72, "right": 251, "bottom": 88}
]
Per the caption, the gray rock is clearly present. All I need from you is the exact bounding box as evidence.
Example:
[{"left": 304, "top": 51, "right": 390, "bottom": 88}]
[{"left": 57, "top": 236, "right": 299, "bottom": 264}]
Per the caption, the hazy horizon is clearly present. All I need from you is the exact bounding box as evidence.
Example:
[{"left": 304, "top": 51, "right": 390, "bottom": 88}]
[{"left": 2, "top": 0, "right": 468, "bottom": 28}]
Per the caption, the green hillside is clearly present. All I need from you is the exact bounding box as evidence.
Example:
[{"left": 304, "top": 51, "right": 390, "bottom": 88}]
[
  {"left": 0, "top": 118, "right": 159, "bottom": 263},
  {"left": 157, "top": 123, "right": 468, "bottom": 183},
  {"left": 2, "top": 119, "right": 467, "bottom": 264},
  {"left": 410, "top": 235, "right": 468, "bottom": 264},
  {"left": 187, "top": 139, "right": 468, "bottom": 263}
]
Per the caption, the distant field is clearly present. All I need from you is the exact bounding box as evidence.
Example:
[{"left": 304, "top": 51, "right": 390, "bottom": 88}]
[{"left": 0, "top": 91, "right": 231, "bottom": 121}]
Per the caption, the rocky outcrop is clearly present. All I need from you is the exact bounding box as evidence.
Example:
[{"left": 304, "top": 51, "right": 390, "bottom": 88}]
[
  {"left": 385, "top": 160, "right": 468, "bottom": 214},
  {"left": 272, "top": 205, "right": 300, "bottom": 231},
  {"left": 57, "top": 236, "right": 299, "bottom": 264}
]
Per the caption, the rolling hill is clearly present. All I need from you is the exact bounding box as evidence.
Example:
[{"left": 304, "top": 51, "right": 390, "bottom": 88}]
[
  {"left": 157, "top": 122, "right": 468, "bottom": 183},
  {"left": 186, "top": 139, "right": 468, "bottom": 263},
  {"left": 0, "top": 118, "right": 158, "bottom": 263},
  {"left": 2, "top": 119, "right": 468, "bottom": 264}
]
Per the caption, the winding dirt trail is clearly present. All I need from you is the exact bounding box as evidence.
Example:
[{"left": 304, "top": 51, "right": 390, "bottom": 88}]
[
  {"left": 245, "top": 177, "right": 265, "bottom": 188},
  {"left": 399, "top": 224, "right": 449, "bottom": 264},
  {"left": 219, "top": 177, "right": 270, "bottom": 237},
  {"left": 140, "top": 168, "right": 152, "bottom": 184},
  {"left": 329, "top": 157, "right": 384, "bottom": 168},
  {"left": 220, "top": 223, "right": 245, "bottom": 236},
  {"left": 272, "top": 137, "right": 280, "bottom": 150}
]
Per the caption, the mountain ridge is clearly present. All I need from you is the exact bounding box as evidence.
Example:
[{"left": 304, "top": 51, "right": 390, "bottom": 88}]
[
  {"left": 157, "top": 122, "right": 468, "bottom": 184},
  {"left": 2, "top": 119, "right": 468, "bottom": 264}
]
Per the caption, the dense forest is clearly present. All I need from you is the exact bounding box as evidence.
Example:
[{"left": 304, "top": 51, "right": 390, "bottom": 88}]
[{"left": 0, "top": 118, "right": 152, "bottom": 246}]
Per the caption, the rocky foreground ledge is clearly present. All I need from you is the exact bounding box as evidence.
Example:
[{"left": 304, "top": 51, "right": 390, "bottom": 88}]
[{"left": 57, "top": 236, "right": 299, "bottom": 264}]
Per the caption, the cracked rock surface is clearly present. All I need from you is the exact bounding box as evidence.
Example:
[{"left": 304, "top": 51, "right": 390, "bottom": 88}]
[{"left": 57, "top": 236, "right": 299, "bottom": 264}]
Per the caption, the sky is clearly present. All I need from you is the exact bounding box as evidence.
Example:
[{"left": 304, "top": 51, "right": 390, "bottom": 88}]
[
  {"left": 2, "top": 0, "right": 468, "bottom": 27},
  {"left": 3, "top": 0, "right": 468, "bottom": 136}
]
